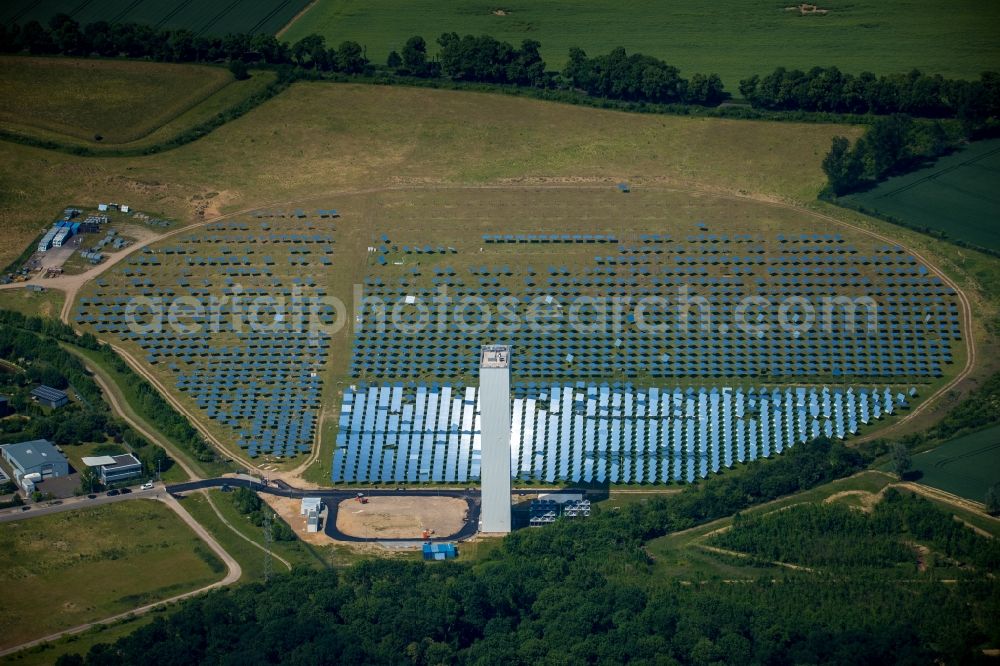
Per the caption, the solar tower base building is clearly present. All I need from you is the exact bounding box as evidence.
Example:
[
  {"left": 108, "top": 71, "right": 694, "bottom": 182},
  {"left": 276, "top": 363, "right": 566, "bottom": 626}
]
[{"left": 479, "top": 345, "right": 512, "bottom": 533}]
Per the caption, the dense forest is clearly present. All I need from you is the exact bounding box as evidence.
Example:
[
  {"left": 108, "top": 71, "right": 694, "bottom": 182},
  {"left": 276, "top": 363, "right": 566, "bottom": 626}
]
[
  {"left": 57, "top": 440, "right": 998, "bottom": 665},
  {"left": 713, "top": 489, "right": 1000, "bottom": 571}
]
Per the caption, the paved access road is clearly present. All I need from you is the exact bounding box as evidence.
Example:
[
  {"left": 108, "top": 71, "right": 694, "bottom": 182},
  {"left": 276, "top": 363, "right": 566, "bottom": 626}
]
[
  {"left": 166, "top": 477, "right": 482, "bottom": 543},
  {"left": 0, "top": 486, "right": 161, "bottom": 523}
]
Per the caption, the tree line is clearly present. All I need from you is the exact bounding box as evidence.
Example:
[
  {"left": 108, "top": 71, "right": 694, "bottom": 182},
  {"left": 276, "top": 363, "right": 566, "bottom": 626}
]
[
  {"left": 741, "top": 66, "right": 999, "bottom": 124},
  {"left": 57, "top": 437, "right": 999, "bottom": 665},
  {"left": 821, "top": 112, "right": 959, "bottom": 195}
]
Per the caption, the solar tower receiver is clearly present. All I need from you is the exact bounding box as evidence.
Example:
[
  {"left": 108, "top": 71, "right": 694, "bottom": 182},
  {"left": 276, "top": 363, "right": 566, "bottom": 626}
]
[{"left": 479, "top": 344, "right": 512, "bottom": 533}]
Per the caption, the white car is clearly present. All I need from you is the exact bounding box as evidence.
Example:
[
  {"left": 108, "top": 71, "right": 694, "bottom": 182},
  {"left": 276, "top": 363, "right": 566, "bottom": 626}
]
[{"left": 140, "top": 481, "right": 154, "bottom": 490}]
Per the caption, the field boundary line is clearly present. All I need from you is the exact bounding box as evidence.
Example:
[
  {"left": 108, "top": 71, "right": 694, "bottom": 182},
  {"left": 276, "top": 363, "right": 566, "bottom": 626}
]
[{"left": 276, "top": 0, "right": 317, "bottom": 38}]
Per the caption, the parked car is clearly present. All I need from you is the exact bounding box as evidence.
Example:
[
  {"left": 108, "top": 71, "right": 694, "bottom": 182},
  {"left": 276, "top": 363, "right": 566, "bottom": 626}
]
[
  {"left": 87, "top": 494, "right": 97, "bottom": 499},
  {"left": 120, "top": 487, "right": 132, "bottom": 494},
  {"left": 20, "top": 505, "right": 30, "bottom": 511},
  {"left": 106, "top": 489, "right": 120, "bottom": 497},
  {"left": 140, "top": 481, "right": 154, "bottom": 490}
]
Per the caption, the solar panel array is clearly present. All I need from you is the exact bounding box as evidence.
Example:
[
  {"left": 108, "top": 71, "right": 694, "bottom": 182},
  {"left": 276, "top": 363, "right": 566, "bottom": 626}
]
[
  {"left": 353, "top": 234, "right": 959, "bottom": 380},
  {"left": 332, "top": 382, "right": 914, "bottom": 483},
  {"left": 75, "top": 212, "right": 338, "bottom": 458}
]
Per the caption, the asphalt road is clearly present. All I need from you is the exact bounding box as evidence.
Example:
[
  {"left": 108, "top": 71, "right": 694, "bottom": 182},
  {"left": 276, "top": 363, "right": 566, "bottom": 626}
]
[
  {"left": 166, "top": 478, "right": 482, "bottom": 542},
  {"left": 0, "top": 486, "right": 162, "bottom": 523}
]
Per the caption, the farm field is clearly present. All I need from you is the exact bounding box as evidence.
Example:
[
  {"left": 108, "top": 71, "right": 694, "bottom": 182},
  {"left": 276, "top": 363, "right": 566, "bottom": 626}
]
[
  {"left": 0, "top": 57, "right": 230, "bottom": 144},
  {"left": 910, "top": 424, "right": 1000, "bottom": 503},
  {"left": 840, "top": 139, "right": 1000, "bottom": 253},
  {"left": 2, "top": 0, "right": 312, "bottom": 36},
  {"left": 0, "top": 57, "right": 277, "bottom": 149},
  {"left": 283, "top": 0, "right": 1000, "bottom": 91},
  {"left": 0, "top": 500, "right": 225, "bottom": 650}
]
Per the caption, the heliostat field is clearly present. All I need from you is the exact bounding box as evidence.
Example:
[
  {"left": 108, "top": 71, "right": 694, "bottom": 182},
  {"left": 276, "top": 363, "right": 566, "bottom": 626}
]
[{"left": 74, "top": 187, "right": 963, "bottom": 483}]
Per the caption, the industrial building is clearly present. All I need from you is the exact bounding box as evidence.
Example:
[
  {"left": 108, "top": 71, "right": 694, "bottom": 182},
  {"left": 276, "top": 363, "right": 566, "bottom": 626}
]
[
  {"left": 31, "top": 385, "right": 68, "bottom": 408},
  {"left": 300, "top": 497, "right": 323, "bottom": 532},
  {"left": 479, "top": 344, "right": 512, "bottom": 533},
  {"left": 83, "top": 454, "right": 143, "bottom": 485},
  {"left": 0, "top": 439, "right": 69, "bottom": 490}
]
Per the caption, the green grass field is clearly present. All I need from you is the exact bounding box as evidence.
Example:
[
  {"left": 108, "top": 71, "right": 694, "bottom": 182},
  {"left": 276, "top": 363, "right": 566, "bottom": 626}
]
[
  {"left": 0, "top": 57, "right": 278, "bottom": 151},
  {"left": 1, "top": 0, "right": 311, "bottom": 36},
  {"left": 0, "top": 613, "right": 159, "bottom": 666},
  {"left": 0, "top": 288, "right": 64, "bottom": 319},
  {"left": 0, "top": 79, "right": 861, "bottom": 269},
  {"left": 0, "top": 57, "right": 233, "bottom": 144},
  {"left": 284, "top": 0, "right": 1000, "bottom": 90},
  {"left": 840, "top": 139, "right": 1000, "bottom": 253},
  {"left": 910, "top": 424, "right": 1000, "bottom": 503},
  {"left": 0, "top": 500, "right": 224, "bottom": 650}
]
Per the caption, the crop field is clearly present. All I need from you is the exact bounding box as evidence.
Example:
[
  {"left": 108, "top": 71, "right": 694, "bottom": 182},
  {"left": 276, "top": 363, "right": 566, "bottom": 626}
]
[
  {"left": 283, "top": 0, "right": 1000, "bottom": 90},
  {"left": 2, "top": 0, "right": 312, "bottom": 36},
  {"left": 840, "top": 139, "right": 1000, "bottom": 253},
  {"left": 0, "top": 500, "right": 224, "bottom": 650},
  {"left": 0, "top": 57, "right": 232, "bottom": 145},
  {"left": 0, "top": 57, "right": 277, "bottom": 150},
  {"left": 911, "top": 424, "right": 1000, "bottom": 503}
]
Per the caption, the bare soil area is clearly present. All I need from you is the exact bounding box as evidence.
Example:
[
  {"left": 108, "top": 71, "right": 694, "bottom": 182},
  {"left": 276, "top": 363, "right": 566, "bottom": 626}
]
[
  {"left": 336, "top": 496, "right": 468, "bottom": 539},
  {"left": 262, "top": 494, "right": 331, "bottom": 546}
]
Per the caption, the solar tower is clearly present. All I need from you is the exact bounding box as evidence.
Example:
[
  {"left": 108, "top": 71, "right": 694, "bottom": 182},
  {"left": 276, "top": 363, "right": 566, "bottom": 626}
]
[{"left": 479, "top": 344, "right": 512, "bottom": 533}]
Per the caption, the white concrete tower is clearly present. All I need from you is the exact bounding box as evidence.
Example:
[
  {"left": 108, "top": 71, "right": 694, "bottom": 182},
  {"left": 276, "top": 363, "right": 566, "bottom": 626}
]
[{"left": 479, "top": 344, "right": 512, "bottom": 533}]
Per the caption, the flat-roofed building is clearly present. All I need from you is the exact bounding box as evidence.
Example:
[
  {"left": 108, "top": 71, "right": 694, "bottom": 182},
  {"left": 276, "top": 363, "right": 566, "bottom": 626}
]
[{"left": 83, "top": 453, "right": 143, "bottom": 485}]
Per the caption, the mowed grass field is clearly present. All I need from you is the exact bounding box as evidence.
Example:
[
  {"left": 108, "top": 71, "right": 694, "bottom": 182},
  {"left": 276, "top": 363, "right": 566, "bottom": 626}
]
[
  {"left": 0, "top": 57, "right": 277, "bottom": 149},
  {"left": 2, "top": 0, "right": 312, "bottom": 36},
  {"left": 284, "top": 0, "right": 1000, "bottom": 90},
  {"left": 0, "top": 500, "right": 225, "bottom": 650},
  {"left": 840, "top": 139, "right": 1000, "bottom": 253},
  {"left": 0, "top": 80, "right": 861, "bottom": 270},
  {"left": 911, "top": 424, "right": 1000, "bottom": 503}
]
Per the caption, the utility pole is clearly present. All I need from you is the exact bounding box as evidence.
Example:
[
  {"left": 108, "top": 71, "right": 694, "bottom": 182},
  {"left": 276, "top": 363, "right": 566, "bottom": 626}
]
[{"left": 262, "top": 509, "right": 273, "bottom": 583}]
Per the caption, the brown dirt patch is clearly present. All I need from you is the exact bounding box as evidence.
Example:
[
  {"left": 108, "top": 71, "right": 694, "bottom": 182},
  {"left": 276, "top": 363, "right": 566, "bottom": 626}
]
[
  {"left": 822, "top": 489, "right": 882, "bottom": 512},
  {"left": 261, "top": 494, "right": 331, "bottom": 546},
  {"left": 335, "top": 495, "right": 468, "bottom": 539}
]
